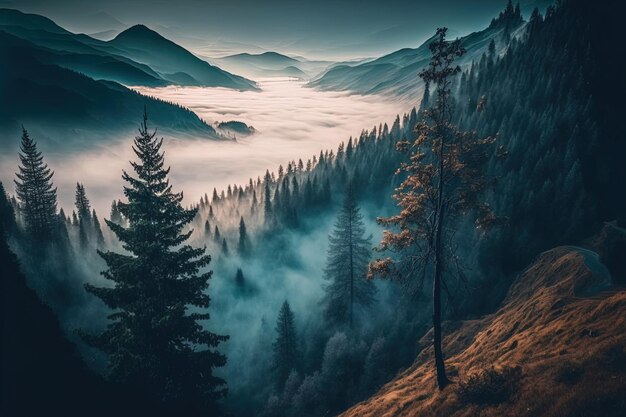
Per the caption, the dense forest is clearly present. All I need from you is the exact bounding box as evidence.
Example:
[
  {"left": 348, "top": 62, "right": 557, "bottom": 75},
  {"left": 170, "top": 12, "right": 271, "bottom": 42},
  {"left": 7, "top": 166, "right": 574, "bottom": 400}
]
[{"left": 2, "top": 1, "right": 625, "bottom": 416}]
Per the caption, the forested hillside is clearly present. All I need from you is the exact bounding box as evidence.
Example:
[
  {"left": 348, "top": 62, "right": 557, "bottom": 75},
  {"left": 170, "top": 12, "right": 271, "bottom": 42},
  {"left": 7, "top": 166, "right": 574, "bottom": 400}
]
[{"left": 1, "top": 1, "right": 625, "bottom": 416}]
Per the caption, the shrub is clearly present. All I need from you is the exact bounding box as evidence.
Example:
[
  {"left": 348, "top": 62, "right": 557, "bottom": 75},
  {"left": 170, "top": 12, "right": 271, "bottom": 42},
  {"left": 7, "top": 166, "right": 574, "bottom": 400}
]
[
  {"left": 554, "top": 360, "right": 584, "bottom": 384},
  {"left": 458, "top": 365, "right": 522, "bottom": 405}
]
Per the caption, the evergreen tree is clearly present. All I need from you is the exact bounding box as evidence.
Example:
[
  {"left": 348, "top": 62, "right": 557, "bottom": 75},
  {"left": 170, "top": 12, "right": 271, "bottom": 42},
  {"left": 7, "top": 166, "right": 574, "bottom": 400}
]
[
  {"left": 264, "top": 171, "right": 272, "bottom": 225},
  {"left": 322, "top": 188, "right": 376, "bottom": 328},
  {"left": 110, "top": 200, "right": 123, "bottom": 225},
  {"left": 81, "top": 111, "right": 228, "bottom": 412},
  {"left": 273, "top": 301, "right": 299, "bottom": 388},
  {"left": 14, "top": 128, "right": 58, "bottom": 240},
  {"left": 75, "top": 183, "right": 92, "bottom": 247},
  {"left": 204, "top": 219, "right": 211, "bottom": 238},
  {"left": 221, "top": 238, "right": 229, "bottom": 256},
  {"left": 92, "top": 209, "right": 105, "bottom": 247},
  {"left": 370, "top": 28, "right": 499, "bottom": 390},
  {"left": 238, "top": 216, "right": 250, "bottom": 256},
  {"left": 214, "top": 225, "right": 221, "bottom": 243},
  {"left": 0, "top": 181, "right": 17, "bottom": 234}
]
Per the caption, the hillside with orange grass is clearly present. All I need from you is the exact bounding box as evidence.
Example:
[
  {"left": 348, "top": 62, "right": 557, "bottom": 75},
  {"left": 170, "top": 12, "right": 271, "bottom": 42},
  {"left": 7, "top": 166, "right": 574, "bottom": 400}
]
[{"left": 340, "top": 246, "right": 626, "bottom": 417}]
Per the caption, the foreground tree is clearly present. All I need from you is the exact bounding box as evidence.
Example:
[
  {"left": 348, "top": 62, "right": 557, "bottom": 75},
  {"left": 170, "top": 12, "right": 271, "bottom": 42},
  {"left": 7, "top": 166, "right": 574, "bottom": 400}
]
[
  {"left": 81, "top": 111, "right": 228, "bottom": 413},
  {"left": 369, "top": 28, "right": 500, "bottom": 389},
  {"left": 273, "top": 300, "right": 299, "bottom": 388},
  {"left": 322, "top": 188, "right": 376, "bottom": 328},
  {"left": 14, "top": 128, "right": 58, "bottom": 240}
]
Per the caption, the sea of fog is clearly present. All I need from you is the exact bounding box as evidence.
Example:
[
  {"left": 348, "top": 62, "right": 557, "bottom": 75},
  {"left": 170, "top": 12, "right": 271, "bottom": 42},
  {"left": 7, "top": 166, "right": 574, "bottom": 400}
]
[{"left": 1, "top": 78, "right": 410, "bottom": 215}]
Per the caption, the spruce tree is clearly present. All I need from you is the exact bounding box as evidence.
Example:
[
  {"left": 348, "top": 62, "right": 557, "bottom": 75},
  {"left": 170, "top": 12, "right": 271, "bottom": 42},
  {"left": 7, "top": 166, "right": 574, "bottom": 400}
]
[
  {"left": 14, "top": 128, "right": 58, "bottom": 240},
  {"left": 0, "top": 181, "right": 17, "bottom": 234},
  {"left": 75, "top": 183, "right": 92, "bottom": 247},
  {"left": 204, "top": 219, "right": 211, "bottom": 238},
  {"left": 322, "top": 188, "right": 376, "bottom": 328},
  {"left": 81, "top": 111, "right": 228, "bottom": 412},
  {"left": 238, "top": 216, "right": 250, "bottom": 256},
  {"left": 221, "top": 238, "right": 229, "bottom": 256},
  {"left": 92, "top": 209, "right": 105, "bottom": 247},
  {"left": 214, "top": 225, "right": 221, "bottom": 243},
  {"left": 110, "top": 200, "right": 123, "bottom": 225},
  {"left": 264, "top": 171, "right": 272, "bottom": 225},
  {"left": 273, "top": 301, "right": 299, "bottom": 388}
]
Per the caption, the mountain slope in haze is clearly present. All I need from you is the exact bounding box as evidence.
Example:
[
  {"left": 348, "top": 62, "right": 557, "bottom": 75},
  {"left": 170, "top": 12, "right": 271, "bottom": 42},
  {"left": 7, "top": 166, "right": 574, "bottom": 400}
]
[
  {"left": 221, "top": 51, "right": 300, "bottom": 68},
  {"left": 309, "top": 3, "right": 525, "bottom": 99},
  {"left": 109, "top": 25, "right": 258, "bottom": 89},
  {"left": 215, "top": 51, "right": 333, "bottom": 80},
  {"left": 341, "top": 245, "right": 626, "bottom": 417},
  {"left": 0, "top": 8, "right": 257, "bottom": 91},
  {"left": 0, "top": 31, "right": 218, "bottom": 146}
]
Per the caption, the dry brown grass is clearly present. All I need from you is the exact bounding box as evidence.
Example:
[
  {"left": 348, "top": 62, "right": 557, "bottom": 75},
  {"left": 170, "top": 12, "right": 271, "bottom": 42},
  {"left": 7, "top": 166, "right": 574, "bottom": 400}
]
[{"left": 340, "top": 247, "right": 626, "bottom": 417}]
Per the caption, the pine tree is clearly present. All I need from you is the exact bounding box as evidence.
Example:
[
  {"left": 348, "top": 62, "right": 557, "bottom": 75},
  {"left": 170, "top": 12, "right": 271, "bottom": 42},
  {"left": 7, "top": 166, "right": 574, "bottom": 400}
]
[
  {"left": 92, "top": 209, "right": 105, "bottom": 247},
  {"left": 221, "top": 238, "right": 229, "bottom": 256},
  {"left": 14, "top": 128, "right": 58, "bottom": 240},
  {"left": 81, "top": 111, "right": 228, "bottom": 411},
  {"left": 273, "top": 301, "right": 299, "bottom": 388},
  {"left": 110, "top": 200, "right": 123, "bottom": 225},
  {"left": 204, "top": 219, "right": 211, "bottom": 238},
  {"left": 264, "top": 171, "right": 272, "bottom": 225},
  {"left": 322, "top": 188, "right": 376, "bottom": 328},
  {"left": 214, "top": 225, "right": 221, "bottom": 243},
  {"left": 234, "top": 267, "right": 245, "bottom": 287},
  {"left": 370, "top": 28, "right": 500, "bottom": 390},
  {"left": 75, "top": 183, "right": 92, "bottom": 247},
  {"left": 238, "top": 216, "right": 250, "bottom": 256},
  {"left": 0, "top": 181, "right": 17, "bottom": 234}
]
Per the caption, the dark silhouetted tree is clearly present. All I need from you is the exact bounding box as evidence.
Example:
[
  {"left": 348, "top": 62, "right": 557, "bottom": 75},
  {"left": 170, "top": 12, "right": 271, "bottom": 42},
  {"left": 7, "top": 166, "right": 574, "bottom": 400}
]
[
  {"left": 273, "top": 301, "right": 299, "bottom": 388},
  {"left": 238, "top": 216, "right": 250, "bottom": 256},
  {"left": 322, "top": 188, "right": 376, "bottom": 328},
  {"left": 81, "top": 111, "right": 228, "bottom": 413},
  {"left": 14, "top": 128, "right": 57, "bottom": 240}
]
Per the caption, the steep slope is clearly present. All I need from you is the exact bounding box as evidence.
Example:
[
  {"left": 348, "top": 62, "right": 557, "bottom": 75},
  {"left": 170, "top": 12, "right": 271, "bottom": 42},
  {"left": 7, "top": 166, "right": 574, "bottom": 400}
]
[
  {"left": 309, "top": 4, "right": 525, "bottom": 99},
  {"left": 0, "top": 31, "right": 217, "bottom": 145},
  {"left": 109, "top": 25, "right": 258, "bottom": 90},
  {"left": 0, "top": 8, "right": 257, "bottom": 91},
  {"left": 340, "top": 247, "right": 626, "bottom": 417}
]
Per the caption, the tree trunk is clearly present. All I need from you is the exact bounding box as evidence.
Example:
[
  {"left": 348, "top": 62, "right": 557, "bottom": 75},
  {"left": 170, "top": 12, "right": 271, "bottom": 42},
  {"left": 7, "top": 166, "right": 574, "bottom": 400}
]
[
  {"left": 349, "top": 207, "right": 354, "bottom": 329},
  {"left": 433, "top": 216, "right": 449, "bottom": 390},
  {"left": 433, "top": 124, "right": 450, "bottom": 390}
]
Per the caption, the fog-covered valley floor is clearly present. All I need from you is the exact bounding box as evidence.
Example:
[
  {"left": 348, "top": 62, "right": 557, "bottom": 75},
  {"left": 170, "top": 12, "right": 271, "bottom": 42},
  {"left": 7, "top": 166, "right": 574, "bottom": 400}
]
[{"left": 0, "top": 78, "right": 407, "bottom": 216}]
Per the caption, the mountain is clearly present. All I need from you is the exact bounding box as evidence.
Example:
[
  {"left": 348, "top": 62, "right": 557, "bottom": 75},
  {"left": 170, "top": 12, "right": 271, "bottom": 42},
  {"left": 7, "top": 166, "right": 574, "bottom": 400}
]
[
  {"left": 221, "top": 51, "right": 300, "bottom": 69},
  {"left": 340, "top": 245, "right": 626, "bottom": 417},
  {"left": 214, "top": 50, "right": 338, "bottom": 80},
  {"left": 0, "top": 8, "right": 69, "bottom": 34},
  {"left": 0, "top": 30, "right": 218, "bottom": 146},
  {"left": 109, "top": 25, "right": 258, "bottom": 90},
  {"left": 0, "top": 9, "right": 257, "bottom": 91},
  {"left": 309, "top": 3, "right": 526, "bottom": 99}
]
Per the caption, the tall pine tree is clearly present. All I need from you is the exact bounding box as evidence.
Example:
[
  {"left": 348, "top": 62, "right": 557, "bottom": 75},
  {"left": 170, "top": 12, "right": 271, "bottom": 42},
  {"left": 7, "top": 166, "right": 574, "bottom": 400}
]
[
  {"left": 322, "top": 188, "right": 376, "bottom": 328},
  {"left": 272, "top": 300, "right": 299, "bottom": 388},
  {"left": 81, "top": 111, "right": 228, "bottom": 413},
  {"left": 14, "top": 128, "right": 58, "bottom": 240}
]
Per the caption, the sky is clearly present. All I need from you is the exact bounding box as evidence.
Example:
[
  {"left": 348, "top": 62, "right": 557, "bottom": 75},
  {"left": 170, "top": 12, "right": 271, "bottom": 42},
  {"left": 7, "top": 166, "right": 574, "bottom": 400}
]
[{"left": 1, "top": 0, "right": 548, "bottom": 59}]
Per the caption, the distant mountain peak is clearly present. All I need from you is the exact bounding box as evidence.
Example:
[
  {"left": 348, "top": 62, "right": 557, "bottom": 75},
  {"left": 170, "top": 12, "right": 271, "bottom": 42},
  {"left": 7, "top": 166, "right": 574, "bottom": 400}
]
[{"left": 114, "top": 24, "right": 164, "bottom": 41}]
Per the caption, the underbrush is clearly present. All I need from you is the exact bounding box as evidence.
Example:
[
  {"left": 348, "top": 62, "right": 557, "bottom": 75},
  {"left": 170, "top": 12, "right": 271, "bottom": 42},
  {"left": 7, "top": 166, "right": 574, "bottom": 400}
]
[{"left": 457, "top": 365, "right": 522, "bottom": 405}]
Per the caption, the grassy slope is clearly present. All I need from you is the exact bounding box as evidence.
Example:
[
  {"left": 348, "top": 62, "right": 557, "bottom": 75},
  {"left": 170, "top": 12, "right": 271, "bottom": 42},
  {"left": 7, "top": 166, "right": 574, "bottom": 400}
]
[{"left": 341, "top": 247, "right": 626, "bottom": 417}]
